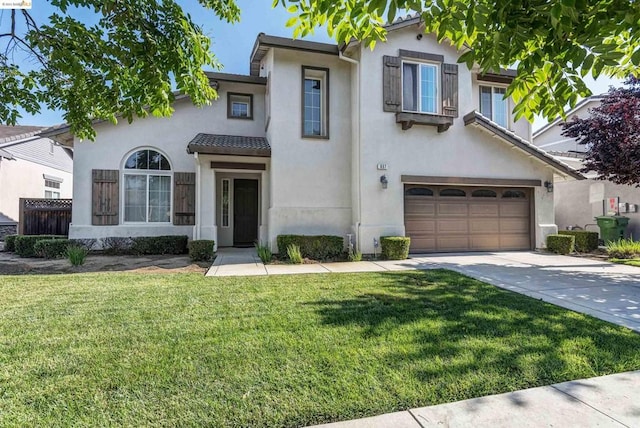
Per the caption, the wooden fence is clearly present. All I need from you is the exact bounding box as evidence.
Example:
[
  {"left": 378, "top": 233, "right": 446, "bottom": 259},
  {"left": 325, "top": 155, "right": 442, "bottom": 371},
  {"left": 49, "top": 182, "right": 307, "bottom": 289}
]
[{"left": 19, "top": 198, "right": 72, "bottom": 236}]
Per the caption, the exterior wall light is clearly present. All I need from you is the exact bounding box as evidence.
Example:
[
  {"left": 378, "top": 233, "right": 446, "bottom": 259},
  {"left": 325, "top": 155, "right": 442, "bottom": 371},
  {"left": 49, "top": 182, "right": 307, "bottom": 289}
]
[
  {"left": 544, "top": 181, "right": 554, "bottom": 193},
  {"left": 380, "top": 175, "right": 388, "bottom": 189}
]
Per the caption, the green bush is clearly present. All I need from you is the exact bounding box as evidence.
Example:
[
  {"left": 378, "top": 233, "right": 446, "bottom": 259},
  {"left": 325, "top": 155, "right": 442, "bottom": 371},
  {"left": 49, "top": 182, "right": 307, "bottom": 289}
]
[
  {"left": 66, "top": 245, "right": 88, "bottom": 266},
  {"left": 101, "top": 237, "right": 134, "bottom": 255},
  {"left": 4, "top": 234, "right": 17, "bottom": 252},
  {"left": 380, "top": 236, "right": 411, "bottom": 260},
  {"left": 546, "top": 234, "right": 575, "bottom": 255},
  {"left": 34, "top": 239, "right": 70, "bottom": 259},
  {"left": 558, "top": 230, "right": 599, "bottom": 252},
  {"left": 188, "top": 240, "right": 215, "bottom": 262},
  {"left": 606, "top": 238, "right": 640, "bottom": 259},
  {"left": 255, "top": 243, "right": 272, "bottom": 264},
  {"left": 287, "top": 244, "right": 303, "bottom": 264},
  {"left": 15, "top": 235, "right": 66, "bottom": 258},
  {"left": 348, "top": 249, "right": 363, "bottom": 262},
  {"left": 276, "top": 235, "right": 343, "bottom": 260},
  {"left": 131, "top": 235, "right": 189, "bottom": 255}
]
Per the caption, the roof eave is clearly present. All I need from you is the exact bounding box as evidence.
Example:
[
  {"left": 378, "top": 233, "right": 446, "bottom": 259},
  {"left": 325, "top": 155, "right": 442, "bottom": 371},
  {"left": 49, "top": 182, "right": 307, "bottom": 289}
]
[{"left": 463, "top": 111, "right": 585, "bottom": 181}]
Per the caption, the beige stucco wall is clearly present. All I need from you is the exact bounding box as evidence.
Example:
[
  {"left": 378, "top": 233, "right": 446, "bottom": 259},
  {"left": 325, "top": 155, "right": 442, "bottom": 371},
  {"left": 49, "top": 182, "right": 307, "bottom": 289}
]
[
  {"left": 353, "top": 28, "right": 554, "bottom": 253},
  {"left": 70, "top": 86, "right": 266, "bottom": 241},
  {"left": 554, "top": 180, "right": 640, "bottom": 239},
  {"left": 264, "top": 48, "right": 353, "bottom": 251},
  {"left": 0, "top": 157, "right": 72, "bottom": 221}
]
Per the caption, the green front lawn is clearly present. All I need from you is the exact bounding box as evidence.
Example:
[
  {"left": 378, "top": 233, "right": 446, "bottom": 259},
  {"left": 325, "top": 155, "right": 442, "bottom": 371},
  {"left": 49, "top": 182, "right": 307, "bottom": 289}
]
[{"left": 2, "top": 270, "right": 639, "bottom": 427}]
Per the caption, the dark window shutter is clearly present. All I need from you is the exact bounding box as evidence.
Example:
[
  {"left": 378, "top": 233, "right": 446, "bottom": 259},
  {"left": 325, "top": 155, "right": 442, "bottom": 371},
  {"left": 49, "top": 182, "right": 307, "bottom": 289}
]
[
  {"left": 442, "top": 63, "right": 459, "bottom": 117},
  {"left": 92, "top": 169, "right": 119, "bottom": 225},
  {"left": 174, "top": 172, "right": 196, "bottom": 225},
  {"left": 383, "top": 55, "right": 402, "bottom": 112}
]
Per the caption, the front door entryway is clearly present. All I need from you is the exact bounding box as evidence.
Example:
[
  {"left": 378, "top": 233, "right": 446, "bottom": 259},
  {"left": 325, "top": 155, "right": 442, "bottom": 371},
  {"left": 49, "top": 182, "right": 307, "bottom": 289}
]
[{"left": 233, "top": 179, "right": 259, "bottom": 246}]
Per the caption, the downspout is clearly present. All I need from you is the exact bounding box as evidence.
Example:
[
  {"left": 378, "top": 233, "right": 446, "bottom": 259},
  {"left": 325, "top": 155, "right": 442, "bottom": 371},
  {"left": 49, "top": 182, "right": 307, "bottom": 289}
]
[
  {"left": 338, "top": 49, "right": 362, "bottom": 251},
  {"left": 194, "top": 152, "right": 201, "bottom": 240}
]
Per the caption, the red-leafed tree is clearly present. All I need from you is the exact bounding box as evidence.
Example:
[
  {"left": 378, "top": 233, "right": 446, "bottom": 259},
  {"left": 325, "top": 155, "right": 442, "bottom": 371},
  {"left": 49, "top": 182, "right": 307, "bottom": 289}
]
[{"left": 562, "top": 77, "right": 640, "bottom": 186}]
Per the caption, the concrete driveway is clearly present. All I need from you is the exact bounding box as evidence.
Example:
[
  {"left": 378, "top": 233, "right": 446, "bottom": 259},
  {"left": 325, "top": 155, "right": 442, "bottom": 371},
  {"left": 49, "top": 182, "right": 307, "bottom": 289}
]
[{"left": 407, "top": 251, "right": 640, "bottom": 332}]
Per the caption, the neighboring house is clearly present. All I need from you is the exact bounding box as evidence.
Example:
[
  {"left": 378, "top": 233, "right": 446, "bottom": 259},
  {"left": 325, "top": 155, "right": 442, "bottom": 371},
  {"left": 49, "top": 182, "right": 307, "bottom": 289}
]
[
  {"left": 533, "top": 96, "right": 640, "bottom": 239},
  {"left": 0, "top": 125, "right": 73, "bottom": 238},
  {"left": 42, "top": 16, "right": 582, "bottom": 254}
]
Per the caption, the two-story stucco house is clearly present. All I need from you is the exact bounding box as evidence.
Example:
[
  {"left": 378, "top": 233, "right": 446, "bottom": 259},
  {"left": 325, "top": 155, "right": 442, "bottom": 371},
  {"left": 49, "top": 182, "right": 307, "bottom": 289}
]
[
  {"left": 42, "top": 16, "right": 583, "bottom": 254},
  {"left": 0, "top": 125, "right": 73, "bottom": 238},
  {"left": 533, "top": 96, "right": 640, "bottom": 239}
]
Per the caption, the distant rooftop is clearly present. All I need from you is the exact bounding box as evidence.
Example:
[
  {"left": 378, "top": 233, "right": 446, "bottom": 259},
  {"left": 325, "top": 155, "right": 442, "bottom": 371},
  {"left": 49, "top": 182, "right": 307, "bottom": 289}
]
[{"left": 0, "top": 125, "right": 46, "bottom": 143}]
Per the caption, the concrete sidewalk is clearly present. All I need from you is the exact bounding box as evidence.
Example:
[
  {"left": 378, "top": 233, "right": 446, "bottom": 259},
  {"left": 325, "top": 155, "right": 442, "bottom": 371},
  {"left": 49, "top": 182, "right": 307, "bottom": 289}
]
[
  {"left": 309, "top": 370, "right": 640, "bottom": 427},
  {"left": 205, "top": 247, "right": 431, "bottom": 277}
]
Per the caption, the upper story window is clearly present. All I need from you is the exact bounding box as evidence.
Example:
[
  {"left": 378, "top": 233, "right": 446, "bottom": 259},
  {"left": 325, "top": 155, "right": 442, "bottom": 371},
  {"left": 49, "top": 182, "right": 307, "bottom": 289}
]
[
  {"left": 480, "top": 86, "right": 508, "bottom": 128},
  {"left": 44, "top": 175, "right": 62, "bottom": 199},
  {"left": 228, "top": 93, "right": 253, "bottom": 119},
  {"left": 403, "top": 61, "right": 439, "bottom": 114},
  {"left": 302, "top": 66, "right": 329, "bottom": 138},
  {"left": 122, "top": 149, "right": 172, "bottom": 223}
]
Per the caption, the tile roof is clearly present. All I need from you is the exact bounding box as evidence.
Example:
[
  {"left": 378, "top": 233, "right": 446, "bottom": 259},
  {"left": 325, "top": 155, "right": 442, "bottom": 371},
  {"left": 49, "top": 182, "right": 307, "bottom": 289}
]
[
  {"left": 0, "top": 125, "right": 46, "bottom": 143},
  {"left": 0, "top": 211, "right": 17, "bottom": 224},
  {"left": 187, "top": 133, "right": 271, "bottom": 157},
  {"left": 463, "top": 111, "right": 584, "bottom": 180}
]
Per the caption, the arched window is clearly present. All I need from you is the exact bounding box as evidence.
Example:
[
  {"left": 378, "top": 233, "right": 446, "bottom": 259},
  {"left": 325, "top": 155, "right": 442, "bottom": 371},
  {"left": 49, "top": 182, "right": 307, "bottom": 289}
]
[
  {"left": 439, "top": 188, "right": 466, "bottom": 197},
  {"left": 122, "top": 149, "right": 172, "bottom": 223},
  {"left": 472, "top": 189, "right": 497, "bottom": 198},
  {"left": 405, "top": 186, "right": 434, "bottom": 196}
]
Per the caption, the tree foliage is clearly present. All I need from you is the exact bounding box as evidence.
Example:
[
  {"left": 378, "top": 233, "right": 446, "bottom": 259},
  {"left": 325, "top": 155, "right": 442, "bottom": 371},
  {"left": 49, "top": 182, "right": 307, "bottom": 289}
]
[
  {"left": 0, "top": 0, "right": 240, "bottom": 140},
  {"left": 562, "top": 77, "right": 640, "bottom": 186},
  {"left": 279, "top": 0, "right": 640, "bottom": 123},
  {"left": 3, "top": 0, "right": 640, "bottom": 139}
]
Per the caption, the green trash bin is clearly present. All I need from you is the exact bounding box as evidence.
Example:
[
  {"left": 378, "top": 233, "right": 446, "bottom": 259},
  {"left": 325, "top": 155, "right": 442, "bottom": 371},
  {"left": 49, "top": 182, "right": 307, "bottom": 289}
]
[{"left": 595, "top": 216, "right": 630, "bottom": 244}]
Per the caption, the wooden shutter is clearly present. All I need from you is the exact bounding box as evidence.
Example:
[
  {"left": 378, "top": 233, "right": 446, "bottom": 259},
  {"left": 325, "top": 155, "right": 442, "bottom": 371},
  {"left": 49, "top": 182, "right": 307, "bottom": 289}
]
[
  {"left": 92, "top": 169, "right": 119, "bottom": 225},
  {"left": 382, "top": 55, "right": 402, "bottom": 112},
  {"left": 174, "top": 172, "right": 196, "bottom": 225},
  {"left": 442, "top": 63, "right": 459, "bottom": 117}
]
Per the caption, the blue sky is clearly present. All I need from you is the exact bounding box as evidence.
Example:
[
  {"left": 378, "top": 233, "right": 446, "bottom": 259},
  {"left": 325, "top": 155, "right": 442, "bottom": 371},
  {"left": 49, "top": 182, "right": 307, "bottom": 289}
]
[{"left": 10, "top": 1, "right": 620, "bottom": 129}]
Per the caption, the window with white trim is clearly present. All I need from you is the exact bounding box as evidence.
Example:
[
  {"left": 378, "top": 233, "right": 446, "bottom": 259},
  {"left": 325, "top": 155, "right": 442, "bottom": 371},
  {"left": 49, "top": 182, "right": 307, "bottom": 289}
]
[
  {"left": 402, "top": 61, "right": 439, "bottom": 114},
  {"left": 479, "top": 85, "right": 508, "bottom": 128},
  {"left": 44, "top": 176, "right": 62, "bottom": 199},
  {"left": 122, "top": 149, "right": 172, "bottom": 223},
  {"left": 228, "top": 93, "right": 253, "bottom": 119},
  {"left": 302, "top": 66, "right": 329, "bottom": 138}
]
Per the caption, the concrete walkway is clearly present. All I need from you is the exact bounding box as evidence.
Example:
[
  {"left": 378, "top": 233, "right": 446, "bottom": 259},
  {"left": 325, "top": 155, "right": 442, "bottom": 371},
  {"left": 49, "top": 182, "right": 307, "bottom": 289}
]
[{"left": 309, "top": 370, "right": 640, "bottom": 427}]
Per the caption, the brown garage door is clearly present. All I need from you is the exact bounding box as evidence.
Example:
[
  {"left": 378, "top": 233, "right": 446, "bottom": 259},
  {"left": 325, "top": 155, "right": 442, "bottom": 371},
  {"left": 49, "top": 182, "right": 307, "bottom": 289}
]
[{"left": 404, "top": 185, "right": 532, "bottom": 253}]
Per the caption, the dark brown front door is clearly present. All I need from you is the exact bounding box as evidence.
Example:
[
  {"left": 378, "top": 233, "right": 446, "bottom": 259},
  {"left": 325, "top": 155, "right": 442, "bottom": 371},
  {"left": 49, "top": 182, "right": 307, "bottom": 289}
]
[{"left": 233, "top": 179, "right": 259, "bottom": 246}]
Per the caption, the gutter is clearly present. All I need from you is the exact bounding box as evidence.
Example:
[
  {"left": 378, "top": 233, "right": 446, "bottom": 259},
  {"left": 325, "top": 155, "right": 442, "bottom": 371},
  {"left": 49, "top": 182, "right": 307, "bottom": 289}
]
[{"left": 338, "top": 50, "right": 363, "bottom": 251}]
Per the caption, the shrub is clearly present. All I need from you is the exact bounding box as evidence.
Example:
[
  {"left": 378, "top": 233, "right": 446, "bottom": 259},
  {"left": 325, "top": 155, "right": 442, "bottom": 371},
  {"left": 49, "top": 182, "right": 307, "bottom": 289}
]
[
  {"left": 348, "top": 249, "right": 362, "bottom": 262},
  {"left": 276, "top": 235, "right": 343, "bottom": 260},
  {"left": 101, "top": 237, "right": 134, "bottom": 255},
  {"left": 15, "top": 235, "right": 66, "bottom": 258},
  {"left": 68, "top": 238, "right": 97, "bottom": 251},
  {"left": 287, "top": 244, "right": 303, "bottom": 264},
  {"left": 255, "top": 243, "right": 272, "bottom": 264},
  {"left": 188, "top": 240, "right": 215, "bottom": 262},
  {"left": 606, "top": 238, "right": 640, "bottom": 259},
  {"left": 380, "top": 236, "right": 411, "bottom": 260},
  {"left": 34, "top": 239, "right": 70, "bottom": 259},
  {"left": 558, "top": 230, "right": 599, "bottom": 253},
  {"left": 66, "top": 245, "right": 88, "bottom": 266},
  {"left": 131, "top": 235, "right": 189, "bottom": 255},
  {"left": 546, "top": 234, "right": 575, "bottom": 255},
  {"left": 4, "top": 234, "right": 17, "bottom": 252}
]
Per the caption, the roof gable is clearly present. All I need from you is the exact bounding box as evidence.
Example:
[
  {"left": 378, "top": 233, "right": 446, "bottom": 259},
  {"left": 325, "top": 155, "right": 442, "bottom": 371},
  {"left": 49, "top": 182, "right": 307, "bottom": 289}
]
[{"left": 464, "top": 111, "right": 584, "bottom": 180}]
